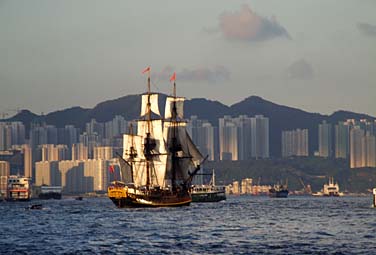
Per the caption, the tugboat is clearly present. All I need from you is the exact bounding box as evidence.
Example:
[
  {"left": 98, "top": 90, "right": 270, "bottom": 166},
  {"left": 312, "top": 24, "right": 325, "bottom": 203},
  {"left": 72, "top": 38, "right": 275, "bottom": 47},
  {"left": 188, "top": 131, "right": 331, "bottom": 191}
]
[
  {"left": 312, "top": 177, "right": 343, "bottom": 197},
  {"left": 190, "top": 169, "right": 226, "bottom": 202},
  {"left": 108, "top": 68, "right": 205, "bottom": 207},
  {"left": 6, "top": 175, "right": 31, "bottom": 201},
  {"left": 269, "top": 183, "right": 289, "bottom": 198}
]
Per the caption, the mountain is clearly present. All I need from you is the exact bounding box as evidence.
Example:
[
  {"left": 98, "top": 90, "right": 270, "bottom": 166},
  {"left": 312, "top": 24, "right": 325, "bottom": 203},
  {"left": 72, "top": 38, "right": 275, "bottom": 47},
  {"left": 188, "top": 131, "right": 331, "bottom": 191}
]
[
  {"left": 229, "top": 96, "right": 325, "bottom": 157},
  {"left": 4, "top": 94, "right": 375, "bottom": 157}
]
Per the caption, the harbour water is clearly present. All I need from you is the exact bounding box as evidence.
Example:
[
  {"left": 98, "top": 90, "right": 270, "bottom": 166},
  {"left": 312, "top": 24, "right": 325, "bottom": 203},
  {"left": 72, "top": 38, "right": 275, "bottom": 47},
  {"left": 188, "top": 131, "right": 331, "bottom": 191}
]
[{"left": 1, "top": 196, "right": 376, "bottom": 254}]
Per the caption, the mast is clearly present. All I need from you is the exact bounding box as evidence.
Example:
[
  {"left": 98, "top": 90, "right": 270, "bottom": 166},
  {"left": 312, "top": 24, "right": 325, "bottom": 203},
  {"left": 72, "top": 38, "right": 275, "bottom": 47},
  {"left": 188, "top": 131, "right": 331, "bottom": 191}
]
[
  {"left": 170, "top": 76, "right": 178, "bottom": 191},
  {"left": 128, "top": 123, "right": 136, "bottom": 183},
  {"left": 145, "top": 68, "right": 152, "bottom": 187}
]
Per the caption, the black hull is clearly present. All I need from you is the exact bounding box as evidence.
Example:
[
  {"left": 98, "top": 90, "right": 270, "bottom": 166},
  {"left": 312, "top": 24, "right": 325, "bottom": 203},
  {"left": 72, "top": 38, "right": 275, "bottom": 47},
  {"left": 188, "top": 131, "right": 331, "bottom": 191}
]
[
  {"left": 191, "top": 192, "right": 226, "bottom": 202},
  {"left": 269, "top": 190, "right": 289, "bottom": 198},
  {"left": 38, "top": 193, "right": 62, "bottom": 200},
  {"left": 5, "top": 198, "right": 30, "bottom": 202}
]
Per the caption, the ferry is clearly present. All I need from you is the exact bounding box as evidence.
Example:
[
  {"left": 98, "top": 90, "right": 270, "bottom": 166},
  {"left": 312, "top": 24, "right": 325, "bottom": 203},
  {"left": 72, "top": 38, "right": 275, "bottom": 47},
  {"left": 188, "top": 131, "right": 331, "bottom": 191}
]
[
  {"left": 38, "top": 186, "right": 62, "bottom": 200},
  {"left": 190, "top": 169, "right": 226, "bottom": 202},
  {"left": 312, "top": 177, "right": 343, "bottom": 197},
  {"left": 6, "top": 175, "right": 31, "bottom": 201}
]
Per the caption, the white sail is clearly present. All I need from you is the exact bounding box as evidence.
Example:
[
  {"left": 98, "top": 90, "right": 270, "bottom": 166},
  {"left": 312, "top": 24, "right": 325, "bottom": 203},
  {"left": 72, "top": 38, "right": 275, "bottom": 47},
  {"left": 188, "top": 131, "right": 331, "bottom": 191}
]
[
  {"left": 132, "top": 119, "right": 168, "bottom": 187},
  {"left": 140, "top": 94, "right": 160, "bottom": 117},
  {"left": 164, "top": 96, "right": 185, "bottom": 119}
]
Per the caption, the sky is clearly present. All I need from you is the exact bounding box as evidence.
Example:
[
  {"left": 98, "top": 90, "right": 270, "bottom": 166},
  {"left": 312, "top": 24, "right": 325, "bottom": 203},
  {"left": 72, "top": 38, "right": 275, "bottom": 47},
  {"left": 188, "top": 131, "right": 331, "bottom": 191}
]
[{"left": 0, "top": 0, "right": 375, "bottom": 117}]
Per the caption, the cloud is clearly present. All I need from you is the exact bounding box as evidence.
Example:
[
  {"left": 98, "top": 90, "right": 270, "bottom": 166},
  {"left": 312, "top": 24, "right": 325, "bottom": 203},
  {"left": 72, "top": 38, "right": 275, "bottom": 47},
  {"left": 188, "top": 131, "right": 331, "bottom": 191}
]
[
  {"left": 218, "top": 4, "right": 290, "bottom": 42},
  {"left": 287, "top": 59, "right": 314, "bottom": 80},
  {"left": 154, "top": 66, "right": 231, "bottom": 84},
  {"left": 357, "top": 22, "right": 376, "bottom": 37}
]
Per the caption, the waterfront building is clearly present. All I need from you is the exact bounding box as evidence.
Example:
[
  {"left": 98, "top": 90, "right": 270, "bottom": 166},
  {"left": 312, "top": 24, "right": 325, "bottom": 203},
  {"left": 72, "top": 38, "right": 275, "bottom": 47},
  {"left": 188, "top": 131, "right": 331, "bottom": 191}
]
[
  {"left": 318, "top": 120, "right": 332, "bottom": 158},
  {"left": 241, "top": 178, "right": 253, "bottom": 194},
  {"left": 35, "top": 161, "right": 60, "bottom": 186},
  {"left": 35, "top": 158, "right": 113, "bottom": 194}
]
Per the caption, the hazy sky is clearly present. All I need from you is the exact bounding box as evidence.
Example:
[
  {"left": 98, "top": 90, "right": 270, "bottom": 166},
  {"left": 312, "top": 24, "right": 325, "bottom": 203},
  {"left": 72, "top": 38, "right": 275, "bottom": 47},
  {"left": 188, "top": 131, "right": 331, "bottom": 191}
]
[{"left": 0, "top": 0, "right": 375, "bottom": 117}]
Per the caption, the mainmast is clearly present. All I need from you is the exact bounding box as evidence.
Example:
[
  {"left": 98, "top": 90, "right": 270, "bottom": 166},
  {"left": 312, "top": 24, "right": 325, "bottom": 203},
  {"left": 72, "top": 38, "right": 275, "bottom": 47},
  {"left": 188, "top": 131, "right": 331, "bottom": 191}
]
[
  {"left": 144, "top": 67, "right": 153, "bottom": 187},
  {"left": 169, "top": 72, "right": 180, "bottom": 191}
]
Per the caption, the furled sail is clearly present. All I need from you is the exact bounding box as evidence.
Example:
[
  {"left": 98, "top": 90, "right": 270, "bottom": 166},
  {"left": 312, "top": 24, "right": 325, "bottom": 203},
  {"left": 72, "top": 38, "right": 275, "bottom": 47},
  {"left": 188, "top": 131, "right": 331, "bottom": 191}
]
[
  {"left": 140, "top": 94, "right": 160, "bottom": 117},
  {"left": 164, "top": 96, "right": 185, "bottom": 120}
]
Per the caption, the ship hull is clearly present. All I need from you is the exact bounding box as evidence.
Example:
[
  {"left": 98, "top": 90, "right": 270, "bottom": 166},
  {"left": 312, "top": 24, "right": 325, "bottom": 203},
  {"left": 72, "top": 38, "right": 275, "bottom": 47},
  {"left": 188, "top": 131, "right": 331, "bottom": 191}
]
[
  {"left": 191, "top": 191, "right": 226, "bottom": 202},
  {"left": 269, "top": 190, "right": 289, "bottom": 198},
  {"left": 108, "top": 186, "right": 191, "bottom": 208},
  {"left": 38, "top": 192, "right": 62, "bottom": 200}
]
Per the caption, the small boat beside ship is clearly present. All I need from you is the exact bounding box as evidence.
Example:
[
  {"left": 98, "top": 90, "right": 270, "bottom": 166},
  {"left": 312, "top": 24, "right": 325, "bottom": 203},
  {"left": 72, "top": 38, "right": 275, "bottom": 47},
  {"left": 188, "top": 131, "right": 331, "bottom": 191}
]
[
  {"left": 269, "top": 183, "right": 289, "bottom": 198},
  {"left": 190, "top": 169, "right": 226, "bottom": 202},
  {"left": 38, "top": 186, "right": 62, "bottom": 200},
  {"left": 312, "top": 177, "right": 343, "bottom": 197}
]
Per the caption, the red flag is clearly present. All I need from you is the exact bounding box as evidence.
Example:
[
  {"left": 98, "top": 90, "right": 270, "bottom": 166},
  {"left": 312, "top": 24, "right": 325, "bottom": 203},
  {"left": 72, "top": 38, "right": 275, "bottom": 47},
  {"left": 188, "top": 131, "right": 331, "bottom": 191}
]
[
  {"left": 142, "top": 66, "right": 150, "bottom": 74},
  {"left": 170, "top": 72, "right": 176, "bottom": 82},
  {"left": 109, "top": 165, "right": 115, "bottom": 173}
]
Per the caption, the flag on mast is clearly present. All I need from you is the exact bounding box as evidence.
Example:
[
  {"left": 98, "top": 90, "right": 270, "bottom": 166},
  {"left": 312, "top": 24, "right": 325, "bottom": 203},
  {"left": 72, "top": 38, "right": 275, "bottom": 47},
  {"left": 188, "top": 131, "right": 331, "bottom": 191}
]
[
  {"left": 170, "top": 72, "right": 176, "bottom": 82},
  {"left": 142, "top": 66, "right": 150, "bottom": 74},
  {"left": 109, "top": 165, "right": 115, "bottom": 173}
]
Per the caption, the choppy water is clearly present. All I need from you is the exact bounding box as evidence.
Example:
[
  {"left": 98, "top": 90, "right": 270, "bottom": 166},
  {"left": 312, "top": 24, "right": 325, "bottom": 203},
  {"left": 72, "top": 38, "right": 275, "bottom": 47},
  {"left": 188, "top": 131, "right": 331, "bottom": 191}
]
[{"left": 1, "top": 196, "right": 376, "bottom": 254}]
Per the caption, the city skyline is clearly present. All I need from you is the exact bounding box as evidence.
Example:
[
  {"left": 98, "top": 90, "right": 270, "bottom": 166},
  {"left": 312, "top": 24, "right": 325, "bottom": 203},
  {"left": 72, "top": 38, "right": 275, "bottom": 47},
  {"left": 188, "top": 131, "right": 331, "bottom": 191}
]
[{"left": 1, "top": 0, "right": 375, "bottom": 117}]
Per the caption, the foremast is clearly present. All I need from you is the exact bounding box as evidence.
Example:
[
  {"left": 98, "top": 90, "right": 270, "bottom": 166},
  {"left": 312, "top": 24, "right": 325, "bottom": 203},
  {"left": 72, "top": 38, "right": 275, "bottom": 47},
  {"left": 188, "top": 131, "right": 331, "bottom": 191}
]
[{"left": 122, "top": 67, "right": 167, "bottom": 188}]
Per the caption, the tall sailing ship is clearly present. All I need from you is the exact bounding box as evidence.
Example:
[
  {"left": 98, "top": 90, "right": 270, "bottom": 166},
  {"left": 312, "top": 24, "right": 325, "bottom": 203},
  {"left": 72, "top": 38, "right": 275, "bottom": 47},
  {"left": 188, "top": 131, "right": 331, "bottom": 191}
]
[{"left": 108, "top": 68, "right": 205, "bottom": 207}]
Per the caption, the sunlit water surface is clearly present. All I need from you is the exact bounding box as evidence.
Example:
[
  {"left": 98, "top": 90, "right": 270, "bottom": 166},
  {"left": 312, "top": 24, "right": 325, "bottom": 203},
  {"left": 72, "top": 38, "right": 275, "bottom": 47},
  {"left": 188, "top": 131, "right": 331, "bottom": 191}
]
[{"left": 1, "top": 196, "right": 376, "bottom": 254}]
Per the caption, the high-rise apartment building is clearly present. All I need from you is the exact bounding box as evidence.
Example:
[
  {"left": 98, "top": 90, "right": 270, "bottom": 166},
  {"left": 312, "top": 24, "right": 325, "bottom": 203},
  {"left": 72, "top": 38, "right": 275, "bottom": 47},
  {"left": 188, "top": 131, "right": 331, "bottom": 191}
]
[
  {"left": 219, "top": 116, "right": 238, "bottom": 160},
  {"left": 22, "top": 144, "right": 32, "bottom": 178},
  {"left": 72, "top": 143, "right": 88, "bottom": 161},
  {"left": 335, "top": 121, "right": 351, "bottom": 159},
  {"left": 350, "top": 126, "right": 364, "bottom": 168},
  {"left": 251, "top": 115, "right": 269, "bottom": 159},
  {"left": 318, "top": 120, "right": 332, "bottom": 158},
  {"left": 0, "top": 122, "right": 25, "bottom": 150},
  {"left": 282, "top": 129, "right": 308, "bottom": 157},
  {"left": 235, "top": 115, "right": 252, "bottom": 160},
  {"left": 362, "top": 133, "right": 376, "bottom": 167},
  {"left": 93, "top": 146, "right": 113, "bottom": 160},
  {"left": 187, "top": 116, "right": 215, "bottom": 161}
]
